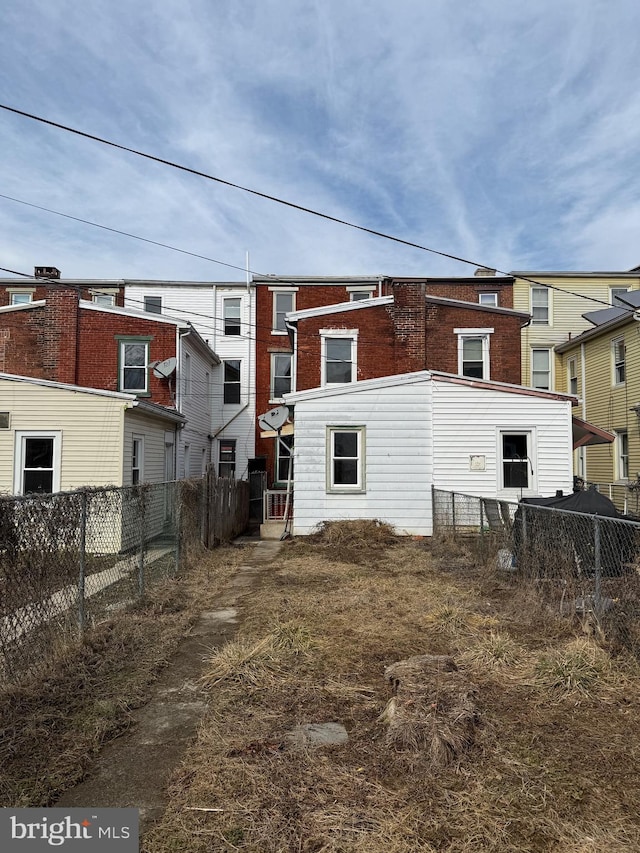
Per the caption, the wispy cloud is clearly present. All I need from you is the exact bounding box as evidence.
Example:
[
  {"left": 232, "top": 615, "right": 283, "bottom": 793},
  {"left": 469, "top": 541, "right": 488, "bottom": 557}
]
[{"left": 1, "top": 0, "right": 640, "bottom": 280}]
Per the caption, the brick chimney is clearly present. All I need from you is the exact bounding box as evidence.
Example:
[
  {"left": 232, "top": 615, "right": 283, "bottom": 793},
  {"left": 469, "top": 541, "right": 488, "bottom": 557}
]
[
  {"left": 43, "top": 285, "right": 79, "bottom": 384},
  {"left": 391, "top": 282, "right": 427, "bottom": 372},
  {"left": 474, "top": 267, "right": 496, "bottom": 277}
]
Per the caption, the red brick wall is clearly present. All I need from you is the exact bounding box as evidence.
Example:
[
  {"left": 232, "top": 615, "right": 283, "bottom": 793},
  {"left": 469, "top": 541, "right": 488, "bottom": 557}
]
[{"left": 0, "top": 284, "right": 124, "bottom": 308}]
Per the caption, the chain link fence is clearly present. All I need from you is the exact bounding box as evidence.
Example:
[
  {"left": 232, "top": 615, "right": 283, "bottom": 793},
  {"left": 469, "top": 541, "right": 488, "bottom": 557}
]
[
  {"left": 0, "top": 476, "right": 248, "bottom": 686},
  {"left": 432, "top": 488, "right": 640, "bottom": 657}
]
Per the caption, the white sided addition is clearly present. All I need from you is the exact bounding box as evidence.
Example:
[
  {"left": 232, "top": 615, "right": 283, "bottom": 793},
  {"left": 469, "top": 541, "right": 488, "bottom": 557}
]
[{"left": 284, "top": 370, "right": 575, "bottom": 537}]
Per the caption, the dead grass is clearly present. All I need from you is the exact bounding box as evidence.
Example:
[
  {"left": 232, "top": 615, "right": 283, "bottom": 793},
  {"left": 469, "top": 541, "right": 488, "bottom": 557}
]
[{"left": 142, "top": 527, "right": 640, "bottom": 853}]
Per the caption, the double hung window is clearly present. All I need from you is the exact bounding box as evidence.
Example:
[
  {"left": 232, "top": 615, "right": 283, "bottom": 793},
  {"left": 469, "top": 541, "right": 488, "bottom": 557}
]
[
  {"left": 531, "top": 348, "right": 551, "bottom": 390},
  {"left": 322, "top": 332, "right": 357, "bottom": 385},
  {"left": 223, "top": 298, "right": 241, "bottom": 335},
  {"left": 272, "top": 291, "right": 295, "bottom": 333},
  {"left": 14, "top": 431, "right": 61, "bottom": 495},
  {"left": 118, "top": 339, "right": 150, "bottom": 393},
  {"left": 223, "top": 360, "right": 241, "bottom": 404},
  {"left": 613, "top": 338, "right": 626, "bottom": 385},
  {"left": 270, "top": 353, "right": 292, "bottom": 399},
  {"left": 327, "top": 427, "right": 364, "bottom": 491},
  {"left": 531, "top": 287, "right": 549, "bottom": 325}
]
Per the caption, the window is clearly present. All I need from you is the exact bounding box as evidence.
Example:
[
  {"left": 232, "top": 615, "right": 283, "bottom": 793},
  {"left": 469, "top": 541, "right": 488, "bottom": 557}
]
[
  {"left": 218, "top": 439, "right": 236, "bottom": 477},
  {"left": 132, "top": 436, "right": 144, "bottom": 485},
  {"left": 92, "top": 292, "right": 116, "bottom": 307},
  {"left": 0, "top": 412, "right": 9, "bottom": 429},
  {"left": 531, "top": 348, "right": 551, "bottom": 390},
  {"left": 223, "top": 297, "right": 242, "bottom": 335},
  {"left": 276, "top": 434, "right": 294, "bottom": 483},
  {"left": 616, "top": 430, "right": 629, "bottom": 480},
  {"left": 531, "top": 287, "right": 549, "bottom": 325},
  {"left": 568, "top": 357, "right": 578, "bottom": 395},
  {"left": 270, "top": 353, "right": 292, "bottom": 399},
  {"left": 348, "top": 288, "right": 375, "bottom": 301},
  {"left": 182, "top": 352, "right": 191, "bottom": 402},
  {"left": 501, "top": 432, "right": 531, "bottom": 491},
  {"left": 223, "top": 359, "right": 241, "bottom": 404},
  {"left": 10, "top": 291, "right": 33, "bottom": 305},
  {"left": 456, "top": 329, "right": 492, "bottom": 379},
  {"left": 14, "top": 431, "right": 61, "bottom": 495},
  {"left": 322, "top": 332, "right": 357, "bottom": 385},
  {"left": 478, "top": 292, "right": 498, "bottom": 307},
  {"left": 144, "top": 296, "right": 162, "bottom": 314},
  {"left": 611, "top": 287, "right": 630, "bottom": 307},
  {"left": 272, "top": 290, "right": 295, "bottom": 333},
  {"left": 613, "top": 337, "right": 625, "bottom": 385},
  {"left": 118, "top": 339, "right": 150, "bottom": 393},
  {"left": 184, "top": 444, "right": 191, "bottom": 478},
  {"left": 327, "top": 427, "right": 365, "bottom": 491}
]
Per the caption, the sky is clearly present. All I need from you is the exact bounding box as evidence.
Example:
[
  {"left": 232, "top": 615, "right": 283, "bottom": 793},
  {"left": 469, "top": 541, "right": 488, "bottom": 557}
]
[{"left": 2, "top": 0, "right": 640, "bottom": 282}]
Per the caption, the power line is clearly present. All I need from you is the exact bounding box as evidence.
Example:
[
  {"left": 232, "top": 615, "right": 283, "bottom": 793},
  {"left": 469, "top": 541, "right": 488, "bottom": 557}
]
[{"left": 0, "top": 102, "right": 626, "bottom": 312}]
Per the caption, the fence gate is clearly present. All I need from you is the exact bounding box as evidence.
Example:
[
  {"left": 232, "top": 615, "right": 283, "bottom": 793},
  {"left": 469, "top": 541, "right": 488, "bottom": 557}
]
[{"left": 249, "top": 471, "right": 266, "bottom": 523}]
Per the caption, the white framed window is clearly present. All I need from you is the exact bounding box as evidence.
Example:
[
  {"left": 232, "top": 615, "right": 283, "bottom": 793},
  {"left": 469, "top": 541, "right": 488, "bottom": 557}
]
[
  {"left": 276, "top": 434, "right": 294, "bottom": 483},
  {"left": 577, "top": 446, "right": 586, "bottom": 480},
  {"left": 132, "top": 435, "right": 144, "bottom": 485},
  {"left": 218, "top": 439, "right": 236, "bottom": 477},
  {"left": 321, "top": 330, "right": 357, "bottom": 385},
  {"left": 144, "top": 295, "right": 162, "bottom": 314},
  {"left": 223, "top": 297, "right": 242, "bottom": 335},
  {"left": 270, "top": 353, "right": 292, "bottom": 400},
  {"left": 14, "top": 431, "right": 62, "bottom": 495},
  {"left": 272, "top": 290, "right": 296, "bottom": 333},
  {"left": 499, "top": 431, "right": 534, "bottom": 493},
  {"left": 327, "top": 427, "right": 365, "bottom": 492},
  {"left": 348, "top": 287, "right": 375, "bottom": 301},
  {"left": 9, "top": 291, "right": 33, "bottom": 305},
  {"left": 616, "top": 430, "right": 629, "bottom": 480},
  {"left": 531, "top": 286, "right": 549, "bottom": 325},
  {"left": 611, "top": 287, "right": 630, "bottom": 307},
  {"left": 531, "top": 348, "right": 551, "bottom": 390},
  {"left": 223, "top": 359, "right": 241, "bottom": 404},
  {"left": 92, "top": 291, "right": 116, "bottom": 307},
  {"left": 118, "top": 338, "right": 150, "bottom": 393},
  {"left": 568, "top": 357, "right": 578, "bottom": 395},
  {"left": 455, "top": 329, "right": 492, "bottom": 379},
  {"left": 478, "top": 292, "right": 498, "bottom": 307},
  {"left": 612, "top": 337, "right": 625, "bottom": 385}
]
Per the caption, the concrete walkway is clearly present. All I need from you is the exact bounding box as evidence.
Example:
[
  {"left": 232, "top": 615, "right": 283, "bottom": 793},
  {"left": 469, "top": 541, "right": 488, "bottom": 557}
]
[{"left": 55, "top": 538, "right": 281, "bottom": 831}]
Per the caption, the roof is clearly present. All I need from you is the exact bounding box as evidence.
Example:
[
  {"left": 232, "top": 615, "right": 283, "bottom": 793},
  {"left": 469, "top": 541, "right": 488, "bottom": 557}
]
[
  {"left": 582, "top": 290, "right": 640, "bottom": 326},
  {"left": 284, "top": 370, "right": 577, "bottom": 405},
  {"left": 510, "top": 271, "right": 640, "bottom": 278},
  {"left": 0, "top": 373, "right": 186, "bottom": 424},
  {"left": 572, "top": 416, "right": 615, "bottom": 448},
  {"left": 252, "top": 275, "right": 382, "bottom": 285},
  {"left": 556, "top": 305, "right": 640, "bottom": 353}
]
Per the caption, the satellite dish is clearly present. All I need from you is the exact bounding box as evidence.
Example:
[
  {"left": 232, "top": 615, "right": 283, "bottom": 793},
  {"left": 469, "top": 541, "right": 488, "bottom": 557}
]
[
  {"left": 258, "top": 405, "right": 290, "bottom": 432},
  {"left": 152, "top": 357, "right": 177, "bottom": 379}
]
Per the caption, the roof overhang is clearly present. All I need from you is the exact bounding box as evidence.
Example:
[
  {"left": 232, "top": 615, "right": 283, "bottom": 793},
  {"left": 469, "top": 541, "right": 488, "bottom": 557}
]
[{"left": 572, "top": 416, "right": 615, "bottom": 449}]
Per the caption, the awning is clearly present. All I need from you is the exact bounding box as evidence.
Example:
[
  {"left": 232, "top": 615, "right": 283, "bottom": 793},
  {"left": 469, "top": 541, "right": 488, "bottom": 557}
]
[
  {"left": 572, "top": 416, "right": 615, "bottom": 449},
  {"left": 260, "top": 422, "right": 294, "bottom": 439}
]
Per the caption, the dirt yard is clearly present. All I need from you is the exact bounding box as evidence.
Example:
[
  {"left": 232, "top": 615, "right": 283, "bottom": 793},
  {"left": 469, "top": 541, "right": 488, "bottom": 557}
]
[{"left": 2, "top": 523, "right": 640, "bottom": 852}]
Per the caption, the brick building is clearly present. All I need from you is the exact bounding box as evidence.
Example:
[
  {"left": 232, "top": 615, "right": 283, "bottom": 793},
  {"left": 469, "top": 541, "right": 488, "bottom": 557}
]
[{"left": 254, "top": 276, "right": 526, "bottom": 487}]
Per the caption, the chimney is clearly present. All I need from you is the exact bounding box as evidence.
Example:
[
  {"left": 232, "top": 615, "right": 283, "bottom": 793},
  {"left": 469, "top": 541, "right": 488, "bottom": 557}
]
[
  {"left": 474, "top": 267, "right": 496, "bottom": 277},
  {"left": 391, "top": 282, "right": 427, "bottom": 372},
  {"left": 43, "top": 284, "right": 79, "bottom": 384},
  {"left": 34, "top": 266, "right": 61, "bottom": 279}
]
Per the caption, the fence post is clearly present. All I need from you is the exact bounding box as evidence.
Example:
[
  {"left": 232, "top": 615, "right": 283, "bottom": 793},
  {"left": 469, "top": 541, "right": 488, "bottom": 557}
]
[
  {"left": 174, "top": 481, "right": 181, "bottom": 576},
  {"left": 137, "top": 488, "right": 145, "bottom": 598},
  {"left": 451, "top": 491, "right": 456, "bottom": 533},
  {"left": 78, "top": 489, "right": 87, "bottom": 635},
  {"left": 594, "top": 514, "right": 601, "bottom": 614}
]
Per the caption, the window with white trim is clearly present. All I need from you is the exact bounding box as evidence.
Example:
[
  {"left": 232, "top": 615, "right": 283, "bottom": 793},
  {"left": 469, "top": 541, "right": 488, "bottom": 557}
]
[
  {"left": 144, "top": 295, "right": 162, "bottom": 314},
  {"left": 132, "top": 435, "right": 144, "bottom": 485},
  {"left": 348, "top": 288, "right": 375, "bottom": 301},
  {"left": 531, "top": 287, "right": 549, "bottom": 325},
  {"left": 10, "top": 291, "right": 33, "bottom": 305},
  {"left": 119, "top": 339, "right": 150, "bottom": 393},
  {"left": 14, "top": 431, "right": 61, "bottom": 495},
  {"left": 92, "top": 291, "right": 116, "bottom": 307},
  {"left": 531, "top": 348, "right": 551, "bottom": 390},
  {"left": 500, "top": 432, "right": 532, "bottom": 491},
  {"left": 223, "top": 297, "right": 241, "bottom": 335},
  {"left": 327, "top": 427, "right": 365, "bottom": 492},
  {"left": 616, "top": 430, "right": 629, "bottom": 480},
  {"left": 218, "top": 439, "right": 236, "bottom": 477},
  {"left": 270, "top": 353, "right": 292, "bottom": 400},
  {"left": 455, "top": 329, "right": 492, "bottom": 379},
  {"left": 321, "top": 331, "right": 357, "bottom": 385},
  {"left": 613, "top": 337, "right": 625, "bottom": 385},
  {"left": 223, "top": 360, "right": 241, "bottom": 404},
  {"left": 276, "top": 434, "right": 294, "bottom": 483},
  {"left": 478, "top": 292, "right": 498, "bottom": 307},
  {"left": 272, "top": 290, "right": 295, "bottom": 333},
  {"left": 611, "top": 287, "right": 630, "bottom": 307},
  {"left": 568, "top": 357, "right": 578, "bottom": 395}
]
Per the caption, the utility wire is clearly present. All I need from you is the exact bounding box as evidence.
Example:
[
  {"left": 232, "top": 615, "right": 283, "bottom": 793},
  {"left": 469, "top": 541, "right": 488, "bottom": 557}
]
[{"left": 0, "top": 103, "right": 632, "bottom": 312}]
